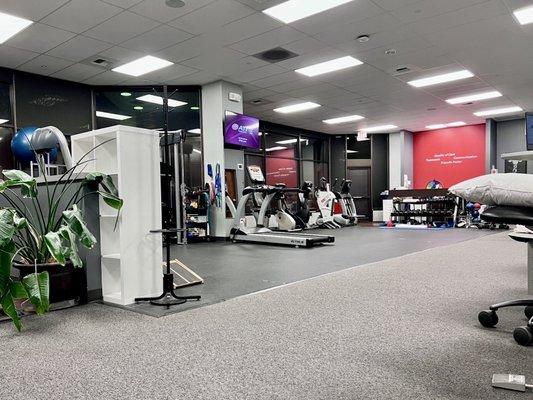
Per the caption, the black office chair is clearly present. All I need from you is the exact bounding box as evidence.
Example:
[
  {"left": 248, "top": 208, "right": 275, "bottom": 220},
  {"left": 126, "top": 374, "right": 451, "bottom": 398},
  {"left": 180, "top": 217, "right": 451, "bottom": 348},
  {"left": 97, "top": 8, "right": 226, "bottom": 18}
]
[{"left": 477, "top": 206, "right": 533, "bottom": 346}]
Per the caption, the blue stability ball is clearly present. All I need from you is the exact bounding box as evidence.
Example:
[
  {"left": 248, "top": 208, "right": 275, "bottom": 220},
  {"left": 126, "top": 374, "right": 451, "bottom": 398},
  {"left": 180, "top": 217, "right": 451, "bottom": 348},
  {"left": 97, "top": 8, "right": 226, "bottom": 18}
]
[
  {"left": 466, "top": 202, "right": 475, "bottom": 211},
  {"left": 11, "top": 126, "right": 58, "bottom": 165}
]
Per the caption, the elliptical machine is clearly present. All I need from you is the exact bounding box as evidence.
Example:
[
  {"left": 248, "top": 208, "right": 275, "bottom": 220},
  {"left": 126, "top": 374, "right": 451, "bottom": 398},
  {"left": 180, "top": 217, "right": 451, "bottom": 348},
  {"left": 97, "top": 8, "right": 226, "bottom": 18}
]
[
  {"left": 291, "top": 181, "right": 318, "bottom": 230},
  {"left": 315, "top": 177, "right": 341, "bottom": 229},
  {"left": 334, "top": 179, "right": 358, "bottom": 226}
]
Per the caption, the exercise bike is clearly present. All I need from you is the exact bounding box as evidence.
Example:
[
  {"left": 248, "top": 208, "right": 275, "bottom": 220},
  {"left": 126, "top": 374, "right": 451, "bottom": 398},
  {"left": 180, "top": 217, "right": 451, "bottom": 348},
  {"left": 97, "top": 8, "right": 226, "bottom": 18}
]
[
  {"left": 332, "top": 178, "right": 358, "bottom": 226},
  {"left": 291, "top": 181, "right": 320, "bottom": 230},
  {"left": 315, "top": 177, "right": 341, "bottom": 229}
]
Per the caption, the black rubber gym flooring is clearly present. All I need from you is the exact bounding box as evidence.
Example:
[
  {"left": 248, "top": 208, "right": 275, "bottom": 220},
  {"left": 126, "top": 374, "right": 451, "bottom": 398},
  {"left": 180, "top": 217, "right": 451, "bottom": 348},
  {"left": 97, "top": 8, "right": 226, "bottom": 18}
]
[{"left": 125, "top": 225, "right": 496, "bottom": 316}]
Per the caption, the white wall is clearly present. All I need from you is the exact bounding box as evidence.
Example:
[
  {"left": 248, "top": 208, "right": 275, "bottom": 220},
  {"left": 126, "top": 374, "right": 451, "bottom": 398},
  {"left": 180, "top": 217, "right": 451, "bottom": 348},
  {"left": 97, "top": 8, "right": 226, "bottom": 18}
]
[
  {"left": 388, "top": 130, "right": 413, "bottom": 189},
  {"left": 201, "top": 81, "right": 243, "bottom": 238}
]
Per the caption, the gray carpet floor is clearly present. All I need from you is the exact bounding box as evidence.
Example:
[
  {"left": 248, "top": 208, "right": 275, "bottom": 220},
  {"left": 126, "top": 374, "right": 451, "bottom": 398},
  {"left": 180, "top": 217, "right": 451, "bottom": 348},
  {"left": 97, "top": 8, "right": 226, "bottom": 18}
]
[{"left": 1, "top": 232, "right": 531, "bottom": 399}]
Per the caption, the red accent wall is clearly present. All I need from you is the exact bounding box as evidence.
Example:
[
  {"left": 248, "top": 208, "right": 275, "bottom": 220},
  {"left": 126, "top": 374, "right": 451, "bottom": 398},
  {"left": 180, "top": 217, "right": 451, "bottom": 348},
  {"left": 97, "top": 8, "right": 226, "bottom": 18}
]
[
  {"left": 413, "top": 124, "right": 486, "bottom": 189},
  {"left": 265, "top": 148, "right": 298, "bottom": 188}
]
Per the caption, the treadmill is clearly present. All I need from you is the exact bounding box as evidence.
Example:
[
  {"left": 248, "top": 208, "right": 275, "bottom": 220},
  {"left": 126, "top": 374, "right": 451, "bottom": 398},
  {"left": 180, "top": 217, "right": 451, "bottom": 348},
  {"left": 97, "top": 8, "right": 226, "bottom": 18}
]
[{"left": 229, "top": 165, "right": 335, "bottom": 248}]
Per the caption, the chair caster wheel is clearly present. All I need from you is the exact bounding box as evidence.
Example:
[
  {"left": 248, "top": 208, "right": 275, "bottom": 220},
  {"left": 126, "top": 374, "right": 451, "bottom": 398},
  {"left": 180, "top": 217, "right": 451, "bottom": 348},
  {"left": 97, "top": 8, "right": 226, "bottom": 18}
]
[
  {"left": 513, "top": 326, "right": 533, "bottom": 346},
  {"left": 525, "top": 306, "right": 533, "bottom": 320},
  {"left": 479, "top": 310, "right": 499, "bottom": 327}
]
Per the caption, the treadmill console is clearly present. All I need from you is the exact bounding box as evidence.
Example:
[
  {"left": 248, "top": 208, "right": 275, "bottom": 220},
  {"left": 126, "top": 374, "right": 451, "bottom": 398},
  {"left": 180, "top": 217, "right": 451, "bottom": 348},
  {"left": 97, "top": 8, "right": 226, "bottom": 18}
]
[{"left": 247, "top": 165, "right": 266, "bottom": 184}]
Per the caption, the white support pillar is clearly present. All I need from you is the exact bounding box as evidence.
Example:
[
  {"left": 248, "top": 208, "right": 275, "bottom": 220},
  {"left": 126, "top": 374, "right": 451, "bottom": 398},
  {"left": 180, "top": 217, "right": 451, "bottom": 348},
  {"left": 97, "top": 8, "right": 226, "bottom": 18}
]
[
  {"left": 388, "top": 130, "right": 413, "bottom": 189},
  {"left": 201, "top": 81, "right": 243, "bottom": 238}
]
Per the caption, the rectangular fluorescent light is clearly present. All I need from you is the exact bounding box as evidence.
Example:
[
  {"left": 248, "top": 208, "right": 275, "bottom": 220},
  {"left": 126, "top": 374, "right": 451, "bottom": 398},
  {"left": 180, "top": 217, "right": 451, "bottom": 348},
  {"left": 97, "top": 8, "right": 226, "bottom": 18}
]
[
  {"left": 346, "top": 150, "right": 358, "bottom": 153},
  {"left": 274, "top": 102, "right": 321, "bottom": 114},
  {"left": 137, "top": 94, "right": 187, "bottom": 108},
  {"left": 514, "top": 5, "right": 533, "bottom": 25},
  {"left": 192, "top": 149, "right": 202, "bottom": 154},
  {"left": 474, "top": 106, "right": 523, "bottom": 117},
  {"left": 323, "top": 114, "right": 364, "bottom": 124},
  {"left": 0, "top": 12, "right": 32, "bottom": 44},
  {"left": 426, "top": 124, "right": 447, "bottom": 130},
  {"left": 188, "top": 128, "right": 201, "bottom": 134},
  {"left": 408, "top": 70, "right": 474, "bottom": 88},
  {"left": 263, "top": 0, "right": 355, "bottom": 24},
  {"left": 276, "top": 138, "right": 298, "bottom": 144},
  {"left": 296, "top": 56, "right": 363, "bottom": 77},
  {"left": 96, "top": 111, "right": 131, "bottom": 120},
  {"left": 446, "top": 91, "right": 502, "bottom": 104},
  {"left": 112, "top": 55, "right": 173, "bottom": 77},
  {"left": 0, "top": 119, "right": 8, "bottom": 124},
  {"left": 360, "top": 124, "right": 398, "bottom": 133},
  {"left": 447, "top": 121, "right": 466, "bottom": 127},
  {"left": 266, "top": 146, "right": 287, "bottom": 152},
  {"left": 426, "top": 121, "right": 467, "bottom": 130}
]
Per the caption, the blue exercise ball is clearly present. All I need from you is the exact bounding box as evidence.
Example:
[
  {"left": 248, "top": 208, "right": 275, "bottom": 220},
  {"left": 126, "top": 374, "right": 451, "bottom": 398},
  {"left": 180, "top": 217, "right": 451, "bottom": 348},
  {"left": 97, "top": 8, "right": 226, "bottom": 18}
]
[
  {"left": 466, "top": 202, "right": 475, "bottom": 211},
  {"left": 11, "top": 126, "right": 58, "bottom": 165}
]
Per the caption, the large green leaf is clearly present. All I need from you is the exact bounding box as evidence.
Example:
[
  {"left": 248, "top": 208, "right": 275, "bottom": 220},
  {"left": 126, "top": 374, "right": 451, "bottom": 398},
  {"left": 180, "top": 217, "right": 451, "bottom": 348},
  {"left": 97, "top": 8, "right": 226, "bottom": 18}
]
[
  {"left": 1, "top": 292, "right": 21, "bottom": 331},
  {"left": 62, "top": 205, "right": 96, "bottom": 249},
  {"left": 85, "top": 172, "right": 119, "bottom": 197},
  {"left": 98, "top": 191, "right": 123, "bottom": 211},
  {"left": 44, "top": 231, "right": 66, "bottom": 265},
  {"left": 59, "top": 226, "right": 82, "bottom": 267},
  {"left": 9, "top": 279, "right": 28, "bottom": 299},
  {"left": 22, "top": 271, "right": 49, "bottom": 315},
  {"left": 0, "top": 209, "right": 15, "bottom": 247},
  {"left": 0, "top": 241, "right": 15, "bottom": 299},
  {"left": 0, "top": 170, "right": 37, "bottom": 198}
]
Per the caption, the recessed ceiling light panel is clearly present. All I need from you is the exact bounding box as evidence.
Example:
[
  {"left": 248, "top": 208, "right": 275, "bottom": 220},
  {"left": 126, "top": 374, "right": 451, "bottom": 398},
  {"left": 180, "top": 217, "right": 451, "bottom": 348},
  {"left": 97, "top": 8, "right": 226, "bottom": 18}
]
[
  {"left": 274, "top": 102, "right": 321, "bottom": 114},
  {"left": 276, "top": 138, "right": 298, "bottom": 144},
  {"left": 112, "top": 55, "right": 173, "bottom": 77},
  {"left": 426, "top": 124, "right": 447, "bottom": 130},
  {"left": 446, "top": 121, "right": 466, "bottom": 127},
  {"left": 263, "top": 0, "right": 355, "bottom": 24},
  {"left": 295, "top": 56, "right": 363, "bottom": 77},
  {"left": 0, "top": 11, "right": 32, "bottom": 44},
  {"left": 473, "top": 106, "right": 523, "bottom": 117},
  {"left": 446, "top": 91, "right": 502, "bottom": 104},
  {"left": 96, "top": 111, "right": 131, "bottom": 120},
  {"left": 323, "top": 115, "right": 364, "bottom": 124},
  {"left": 408, "top": 70, "right": 474, "bottom": 88},
  {"left": 0, "top": 119, "right": 8, "bottom": 124},
  {"left": 360, "top": 124, "right": 398, "bottom": 133},
  {"left": 514, "top": 5, "right": 533, "bottom": 25}
]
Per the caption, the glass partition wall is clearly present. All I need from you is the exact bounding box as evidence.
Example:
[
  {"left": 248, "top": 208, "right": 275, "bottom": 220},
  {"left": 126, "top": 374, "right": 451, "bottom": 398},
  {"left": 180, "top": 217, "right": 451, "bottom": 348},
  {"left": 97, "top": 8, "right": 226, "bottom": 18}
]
[{"left": 93, "top": 85, "right": 202, "bottom": 189}]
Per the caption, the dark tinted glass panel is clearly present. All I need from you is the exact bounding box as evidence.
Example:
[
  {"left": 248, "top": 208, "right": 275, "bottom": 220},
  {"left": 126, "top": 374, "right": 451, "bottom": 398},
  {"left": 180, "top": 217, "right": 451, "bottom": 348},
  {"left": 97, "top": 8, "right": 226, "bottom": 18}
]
[
  {"left": 301, "top": 137, "right": 327, "bottom": 161},
  {"left": 0, "top": 82, "right": 12, "bottom": 123},
  {"left": 16, "top": 72, "right": 91, "bottom": 135},
  {"left": 265, "top": 133, "right": 298, "bottom": 158},
  {"left": 0, "top": 127, "right": 14, "bottom": 170},
  {"left": 347, "top": 136, "right": 371, "bottom": 159}
]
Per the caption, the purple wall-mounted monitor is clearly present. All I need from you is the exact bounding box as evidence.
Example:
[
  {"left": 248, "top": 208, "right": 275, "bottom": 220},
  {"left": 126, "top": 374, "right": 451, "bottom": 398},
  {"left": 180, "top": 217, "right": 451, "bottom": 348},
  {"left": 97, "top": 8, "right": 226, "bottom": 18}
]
[{"left": 224, "top": 112, "right": 260, "bottom": 150}]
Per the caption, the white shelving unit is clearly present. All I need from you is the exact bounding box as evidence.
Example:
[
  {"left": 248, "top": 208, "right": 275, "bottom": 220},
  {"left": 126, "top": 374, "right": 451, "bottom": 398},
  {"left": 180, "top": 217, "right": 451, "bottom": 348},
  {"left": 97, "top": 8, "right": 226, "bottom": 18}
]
[{"left": 72, "top": 125, "right": 163, "bottom": 305}]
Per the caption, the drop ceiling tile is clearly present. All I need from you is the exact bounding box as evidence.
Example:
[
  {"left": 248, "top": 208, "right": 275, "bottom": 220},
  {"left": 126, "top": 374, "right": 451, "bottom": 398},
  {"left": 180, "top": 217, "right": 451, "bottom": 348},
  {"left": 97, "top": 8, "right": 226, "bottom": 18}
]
[
  {"left": 0, "top": 0, "right": 70, "bottom": 21},
  {"left": 156, "top": 36, "right": 221, "bottom": 63},
  {"left": 101, "top": 0, "right": 143, "bottom": 9},
  {"left": 226, "top": 64, "right": 287, "bottom": 83},
  {"left": 130, "top": 0, "right": 215, "bottom": 23},
  {"left": 251, "top": 71, "right": 300, "bottom": 88},
  {"left": 17, "top": 54, "right": 73, "bottom": 76},
  {"left": 83, "top": 70, "right": 126, "bottom": 85},
  {"left": 47, "top": 35, "right": 113, "bottom": 62},
  {"left": 84, "top": 11, "right": 160, "bottom": 44},
  {"left": 169, "top": 0, "right": 256, "bottom": 35},
  {"left": 41, "top": 0, "right": 122, "bottom": 34},
  {"left": 120, "top": 25, "right": 193, "bottom": 53},
  {"left": 6, "top": 23, "right": 76, "bottom": 53},
  {"left": 229, "top": 26, "right": 306, "bottom": 55},
  {"left": 210, "top": 12, "right": 284, "bottom": 46},
  {"left": 391, "top": 0, "right": 493, "bottom": 23},
  {"left": 51, "top": 63, "right": 103, "bottom": 81},
  {"left": 372, "top": 0, "right": 422, "bottom": 11},
  {"left": 0, "top": 45, "right": 39, "bottom": 68},
  {"left": 97, "top": 46, "right": 144, "bottom": 64},
  {"left": 166, "top": 70, "right": 220, "bottom": 85},
  {"left": 181, "top": 48, "right": 266, "bottom": 76}
]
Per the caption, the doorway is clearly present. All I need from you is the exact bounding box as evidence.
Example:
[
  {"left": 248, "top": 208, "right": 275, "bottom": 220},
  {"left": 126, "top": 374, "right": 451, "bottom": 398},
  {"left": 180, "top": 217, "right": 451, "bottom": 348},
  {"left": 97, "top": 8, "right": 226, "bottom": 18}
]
[
  {"left": 347, "top": 167, "right": 372, "bottom": 220},
  {"left": 225, "top": 169, "right": 237, "bottom": 217}
]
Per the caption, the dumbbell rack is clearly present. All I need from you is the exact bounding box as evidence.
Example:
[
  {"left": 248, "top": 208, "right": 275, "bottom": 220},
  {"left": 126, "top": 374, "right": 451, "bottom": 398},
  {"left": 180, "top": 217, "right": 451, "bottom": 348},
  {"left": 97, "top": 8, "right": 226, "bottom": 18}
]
[{"left": 391, "top": 197, "right": 457, "bottom": 226}]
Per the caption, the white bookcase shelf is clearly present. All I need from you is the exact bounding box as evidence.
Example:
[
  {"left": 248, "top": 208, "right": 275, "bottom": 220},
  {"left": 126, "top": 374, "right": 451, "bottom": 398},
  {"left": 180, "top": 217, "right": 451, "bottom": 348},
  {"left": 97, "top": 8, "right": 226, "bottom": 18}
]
[{"left": 71, "top": 125, "right": 163, "bottom": 305}]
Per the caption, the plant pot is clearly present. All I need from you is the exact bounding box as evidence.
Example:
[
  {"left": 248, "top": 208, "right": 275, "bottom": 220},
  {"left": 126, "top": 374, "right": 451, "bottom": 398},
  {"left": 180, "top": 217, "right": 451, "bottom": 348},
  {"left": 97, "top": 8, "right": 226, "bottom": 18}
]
[{"left": 12, "top": 261, "right": 87, "bottom": 305}]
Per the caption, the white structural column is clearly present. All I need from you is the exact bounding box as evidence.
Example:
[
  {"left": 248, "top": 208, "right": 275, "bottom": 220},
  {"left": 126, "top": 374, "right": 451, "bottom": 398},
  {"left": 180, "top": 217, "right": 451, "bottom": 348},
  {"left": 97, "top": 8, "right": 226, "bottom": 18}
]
[
  {"left": 388, "top": 130, "right": 413, "bottom": 189},
  {"left": 201, "top": 81, "right": 243, "bottom": 238}
]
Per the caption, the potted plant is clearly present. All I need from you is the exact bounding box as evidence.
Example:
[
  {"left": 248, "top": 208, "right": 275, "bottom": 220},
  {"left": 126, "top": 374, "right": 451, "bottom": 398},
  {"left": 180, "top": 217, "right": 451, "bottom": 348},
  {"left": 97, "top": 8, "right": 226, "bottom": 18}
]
[{"left": 0, "top": 148, "right": 122, "bottom": 331}]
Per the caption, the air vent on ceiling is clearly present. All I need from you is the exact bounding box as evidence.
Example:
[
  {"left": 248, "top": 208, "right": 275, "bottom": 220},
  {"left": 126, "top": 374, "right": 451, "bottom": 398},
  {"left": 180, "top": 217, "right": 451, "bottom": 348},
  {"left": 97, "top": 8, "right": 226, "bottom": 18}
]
[
  {"left": 389, "top": 64, "right": 422, "bottom": 76},
  {"left": 245, "top": 98, "right": 273, "bottom": 106},
  {"left": 253, "top": 47, "right": 299, "bottom": 63},
  {"left": 91, "top": 58, "right": 112, "bottom": 68}
]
